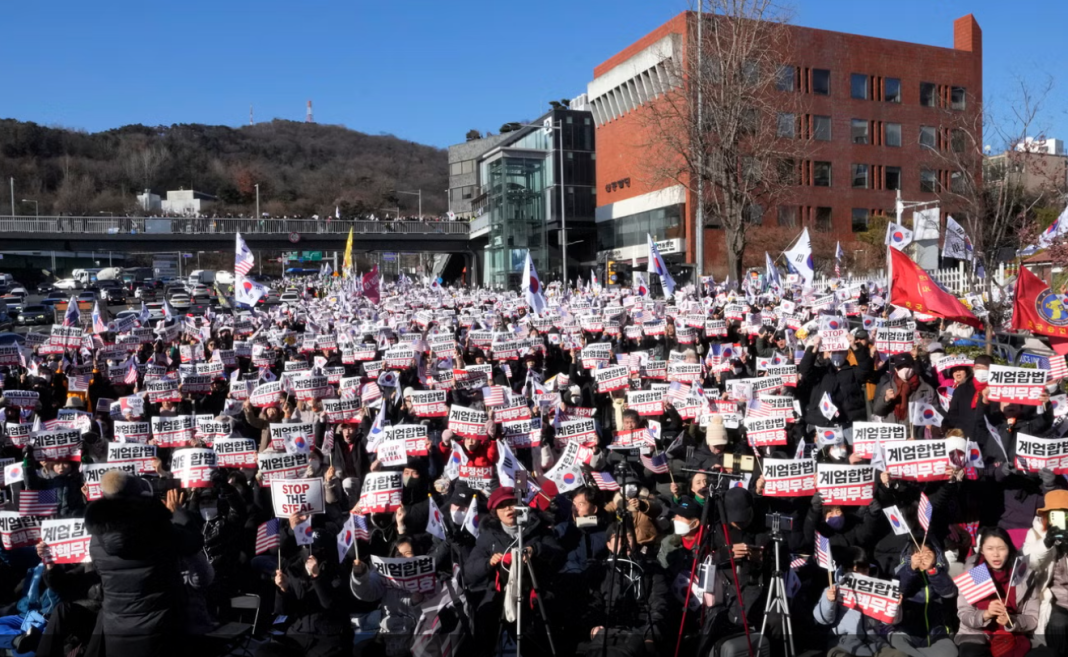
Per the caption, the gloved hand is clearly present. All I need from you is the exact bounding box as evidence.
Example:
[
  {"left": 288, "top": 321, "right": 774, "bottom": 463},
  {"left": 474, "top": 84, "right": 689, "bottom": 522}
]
[
  {"left": 1040, "top": 467, "right": 1058, "bottom": 492},
  {"left": 868, "top": 499, "right": 882, "bottom": 516},
  {"left": 1045, "top": 530, "right": 1058, "bottom": 549},
  {"left": 811, "top": 491, "right": 823, "bottom": 511}
]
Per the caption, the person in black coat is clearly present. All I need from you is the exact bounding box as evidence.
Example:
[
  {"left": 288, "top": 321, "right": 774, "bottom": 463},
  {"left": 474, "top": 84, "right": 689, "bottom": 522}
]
[
  {"left": 798, "top": 333, "right": 873, "bottom": 428},
  {"left": 942, "top": 359, "right": 995, "bottom": 454},
  {"left": 465, "top": 486, "right": 565, "bottom": 657},
  {"left": 577, "top": 522, "right": 672, "bottom": 657},
  {"left": 83, "top": 470, "right": 201, "bottom": 657}
]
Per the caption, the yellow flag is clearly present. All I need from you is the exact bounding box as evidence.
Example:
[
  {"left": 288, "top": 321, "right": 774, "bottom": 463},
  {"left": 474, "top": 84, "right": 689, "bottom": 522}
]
[{"left": 342, "top": 228, "right": 353, "bottom": 277}]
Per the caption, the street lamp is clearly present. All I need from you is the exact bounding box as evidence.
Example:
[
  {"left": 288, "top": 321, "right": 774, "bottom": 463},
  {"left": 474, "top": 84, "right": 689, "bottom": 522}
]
[
  {"left": 502, "top": 119, "right": 568, "bottom": 285},
  {"left": 254, "top": 184, "right": 260, "bottom": 221},
  {"left": 395, "top": 190, "right": 422, "bottom": 220},
  {"left": 21, "top": 199, "right": 37, "bottom": 219}
]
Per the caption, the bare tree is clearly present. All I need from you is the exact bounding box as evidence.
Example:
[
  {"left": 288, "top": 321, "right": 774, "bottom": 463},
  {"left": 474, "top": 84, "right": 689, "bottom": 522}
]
[
  {"left": 122, "top": 143, "right": 170, "bottom": 191},
  {"left": 636, "top": 0, "right": 809, "bottom": 283}
]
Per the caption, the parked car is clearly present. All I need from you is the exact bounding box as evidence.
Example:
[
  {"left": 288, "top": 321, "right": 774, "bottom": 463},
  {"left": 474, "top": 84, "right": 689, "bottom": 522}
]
[
  {"left": 53, "top": 278, "right": 80, "bottom": 291},
  {"left": 17, "top": 305, "right": 50, "bottom": 326}
]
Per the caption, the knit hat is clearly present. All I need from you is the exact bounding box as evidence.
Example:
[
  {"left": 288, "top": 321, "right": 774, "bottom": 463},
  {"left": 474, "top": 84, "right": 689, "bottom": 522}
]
[
  {"left": 705, "top": 415, "right": 728, "bottom": 447},
  {"left": 487, "top": 486, "right": 517, "bottom": 510}
]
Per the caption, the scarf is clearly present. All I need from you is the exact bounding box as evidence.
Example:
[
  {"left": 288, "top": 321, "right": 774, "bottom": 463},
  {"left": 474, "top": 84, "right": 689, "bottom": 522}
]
[
  {"left": 972, "top": 379, "right": 988, "bottom": 409},
  {"left": 975, "top": 558, "right": 1030, "bottom": 657},
  {"left": 893, "top": 374, "right": 919, "bottom": 420}
]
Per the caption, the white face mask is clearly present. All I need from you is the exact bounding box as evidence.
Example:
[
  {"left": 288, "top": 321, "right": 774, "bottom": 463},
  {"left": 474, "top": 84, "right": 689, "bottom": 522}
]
[
  {"left": 897, "top": 367, "right": 913, "bottom": 381},
  {"left": 974, "top": 369, "right": 990, "bottom": 383},
  {"left": 929, "top": 353, "right": 944, "bottom": 365},
  {"left": 673, "top": 519, "right": 694, "bottom": 536},
  {"left": 451, "top": 508, "right": 466, "bottom": 525}
]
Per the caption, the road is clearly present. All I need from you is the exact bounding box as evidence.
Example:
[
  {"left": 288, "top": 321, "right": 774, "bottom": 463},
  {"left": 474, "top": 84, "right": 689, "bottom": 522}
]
[{"left": 10, "top": 294, "right": 138, "bottom": 334}]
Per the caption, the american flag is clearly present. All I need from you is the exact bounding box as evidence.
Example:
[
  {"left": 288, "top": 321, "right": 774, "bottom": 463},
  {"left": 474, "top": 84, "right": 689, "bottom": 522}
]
[
  {"left": 255, "top": 518, "right": 281, "bottom": 554},
  {"left": 747, "top": 398, "right": 771, "bottom": 419},
  {"left": 790, "top": 554, "right": 809, "bottom": 570},
  {"left": 234, "top": 232, "right": 255, "bottom": 275},
  {"left": 63, "top": 296, "right": 80, "bottom": 327},
  {"left": 815, "top": 532, "right": 833, "bottom": 571},
  {"left": 666, "top": 382, "right": 689, "bottom": 406},
  {"left": 501, "top": 363, "right": 512, "bottom": 379},
  {"left": 69, "top": 373, "right": 91, "bottom": 392},
  {"left": 1049, "top": 356, "right": 1068, "bottom": 382},
  {"left": 352, "top": 513, "right": 371, "bottom": 542},
  {"left": 918, "top": 492, "right": 933, "bottom": 532},
  {"left": 640, "top": 451, "right": 669, "bottom": 474},
  {"left": 953, "top": 563, "right": 998, "bottom": 604},
  {"left": 18, "top": 490, "right": 58, "bottom": 516},
  {"left": 124, "top": 358, "right": 139, "bottom": 385},
  {"left": 361, "top": 382, "right": 382, "bottom": 402},
  {"left": 590, "top": 470, "right": 620, "bottom": 491},
  {"left": 481, "top": 386, "right": 506, "bottom": 407}
]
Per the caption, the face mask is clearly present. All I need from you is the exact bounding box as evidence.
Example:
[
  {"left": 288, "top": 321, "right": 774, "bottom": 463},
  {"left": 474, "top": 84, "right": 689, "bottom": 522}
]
[
  {"left": 897, "top": 367, "right": 913, "bottom": 380},
  {"left": 929, "top": 353, "right": 944, "bottom": 365},
  {"left": 830, "top": 354, "right": 846, "bottom": 367},
  {"left": 974, "top": 369, "right": 990, "bottom": 383},
  {"left": 826, "top": 515, "right": 846, "bottom": 530},
  {"left": 733, "top": 367, "right": 744, "bottom": 375},
  {"left": 308, "top": 459, "right": 321, "bottom": 472},
  {"left": 673, "top": 519, "right": 694, "bottom": 536},
  {"left": 451, "top": 509, "right": 466, "bottom": 525},
  {"left": 403, "top": 474, "right": 418, "bottom": 489}
]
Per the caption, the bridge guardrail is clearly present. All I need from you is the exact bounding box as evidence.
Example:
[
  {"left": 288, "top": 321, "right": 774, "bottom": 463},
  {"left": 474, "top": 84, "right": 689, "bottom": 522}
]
[{"left": 0, "top": 216, "right": 470, "bottom": 237}]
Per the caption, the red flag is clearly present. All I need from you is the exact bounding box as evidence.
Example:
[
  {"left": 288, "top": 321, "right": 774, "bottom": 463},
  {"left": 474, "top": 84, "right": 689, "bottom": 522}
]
[
  {"left": 1011, "top": 264, "right": 1068, "bottom": 355},
  {"left": 888, "top": 248, "right": 980, "bottom": 328},
  {"left": 362, "top": 265, "right": 381, "bottom": 304}
]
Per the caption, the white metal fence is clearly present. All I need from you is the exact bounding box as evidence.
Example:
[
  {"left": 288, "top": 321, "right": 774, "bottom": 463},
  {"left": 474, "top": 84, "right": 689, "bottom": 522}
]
[
  {"left": 812, "top": 262, "right": 1018, "bottom": 295},
  {"left": 0, "top": 216, "right": 471, "bottom": 236}
]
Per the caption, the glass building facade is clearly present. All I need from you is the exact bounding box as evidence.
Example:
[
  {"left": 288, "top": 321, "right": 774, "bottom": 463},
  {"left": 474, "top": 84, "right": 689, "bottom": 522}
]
[
  {"left": 482, "top": 153, "right": 549, "bottom": 288},
  {"left": 596, "top": 203, "right": 685, "bottom": 252}
]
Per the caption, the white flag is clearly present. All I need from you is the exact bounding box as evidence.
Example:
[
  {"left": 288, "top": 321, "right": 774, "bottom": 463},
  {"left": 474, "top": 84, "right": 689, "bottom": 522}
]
[
  {"left": 522, "top": 251, "right": 546, "bottom": 314},
  {"left": 234, "top": 274, "right": 267, "bottom": 306},
  {"left": 819, "top": 392, "right": 838, "bottom": 421},
  {"left": 885, "top": 222, "right": 914, "bottom": 251},
  {"left": 426, "top": 496, "right": 447, "bottom": 541},
  {"left": 909, "top": 401, "right": 943, "bottom": 427},
  {"left": 783, "top": 228, "right": 814, "bottom": 284},
  {"left": 882, "top": 505, "right": 912, "bottom": 536},
  {"left": 462, "top": 498, "right": 480, "bottom": 538},
  {"left": 337, "top": 514, "right": 356, "bottom": 563},
  {"left": 294, "top": 517, "right": 314, "bottom": 545},
  {"left": 647, "top": 234, "right": 677, "bottom": 297},
  {"left": 942, "top": 215, "right": 974, "bottom": 261}
]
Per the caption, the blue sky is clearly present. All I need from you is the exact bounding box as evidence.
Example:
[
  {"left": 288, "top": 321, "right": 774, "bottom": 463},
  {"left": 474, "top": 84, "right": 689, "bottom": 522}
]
[{"left": 2, "top": 0, "right": 1064, "bottom": 148}]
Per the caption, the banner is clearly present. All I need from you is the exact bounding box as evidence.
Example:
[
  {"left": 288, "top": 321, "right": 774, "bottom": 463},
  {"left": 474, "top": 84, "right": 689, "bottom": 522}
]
[
  {"left": 250, "top": 381, "right": 285, "bottom": 408},
  {"left": 322, "top": 398, "right": 361, "bottom": 424},
  {"left": 627, "top": 390, "right": 665, "bottom": 416},
  {"left": 0, "top": 513, "right": 42, "bottom": 549},
  {"left": 816, "top": 464, "right": 875, "bottom": 506},
  {"left": 256, "top": 452, "right": 310, "bottom": 487},
  {"left": 271, "top": 479, "right": 325, "bottom": 517},
  {"left": 555, "top": 418, "right": 598, "bottom": 448},
  {"left": 988, "top": 365, "right": 1047, "bottom": 405},
  {"left": 447, "top": 406, "right": 488, "bottom": 439},
  {"left": 106, "top": 443, "right": 157, "bottom": 474},
  {"left": 501, "top": 418, "right": 541, "bottom": 449},
  {"left": 594, "top": 365, "right": 629, "bottom": 393},
  {"left": 838, "top": 573, "right": 902, "bottom": 624},
  {"left": 357, "top": 472, "right": 402, "bottom": 513},
  {"left": 369, "top": 555, "right": 437, "bottom": 593},
  {"left": 213, "top": 437, "right": 259, "bottom": 468},
  {"left": 34, "top": 429, "right": 82, "bottom": 462},
  {"left": 1015, "top": 433, "right": 1068, "bottom": 474},
  {"left": 151, "top": 415, "right": 194, "bottom": 448},
  {"left": 82, "top": 462, "right": 138, "bottom": 501},
  {"left": 384, "top": 425, "right": 429, "bottom": 456},
  {"left": 852, "top": 422, "right": 908, "bottom": 460},
  {"left": 744, "top": 416, "right": 787, "bottom": 447},
  {"left": 883, "top": 440, "right": 951, "bottom": 481},
  {"left": 762, "top": 458, "right": 816, "bottom": 497},
  {"left": 41, "top": 518, "right": 91, "bottom": 564},
  {"left": 170, "top": 448, "right": 216, "bottom": 488}
]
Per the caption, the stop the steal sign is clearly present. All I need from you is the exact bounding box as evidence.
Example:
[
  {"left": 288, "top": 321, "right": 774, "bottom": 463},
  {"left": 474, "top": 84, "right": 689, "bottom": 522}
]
[{"left": 271, "top": 478, "right": 325, "bottom": 517}]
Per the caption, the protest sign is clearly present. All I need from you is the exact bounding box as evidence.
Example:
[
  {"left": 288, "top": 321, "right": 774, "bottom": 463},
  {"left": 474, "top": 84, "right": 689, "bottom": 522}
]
[
  {"left": 0, "top": 513, "right": 42, "bottom": 549},
  {"left": 370, "top": 555, "right": 437, "bottom": 593},
  {"left": 272, "top": 479, "right": 325, "bottom": 517},
  {"left": 448, "top": 406, "right": 488, "bottom": 439},
  {"left": 384, "top": 425, "right": 429, "bottom": 456},
  {"left": 594, "top": 365, "right": 629, "bottom": 393},
  {"left": 817, "top": 464, "right": 876, "bottom": 506},
  {"left": 357, "top": 472, "right": 403, "bottom": 513},
  {"left": 876, "top": 329, "right": 914, "bottom": 355},
  {"left": 106, "top": 443, "right": 157, "bottom": 474},
  {"left": 194, "top": 417, "right": 232, "bottom": 445},
  {"left": 250, "top": 381, "right": 285, "bottom": 408},
  {"left": 852, "top": 422, "right": 908, "bottom": 460},
  {"left": 501, "top": 418, "right": 541, "bottom": 449},
  {"left": 212, "top": 437, "right": 258, "bottom": 468},
  {"left": 269, "top": 422, "right": 314, "bottom": 454},
  {"left": 744, "top": 416, "right": 787, "bottom": 447},
  {"left": 151, "top": 415, "right": 195, "bottom": 448},
  {"left": 762, "top": 458, "right": 816, "bottom": 497},
  {"left": 627, "top": 390, "right": 666, "bottom": 416},
  {"left": 988, "top": 365, "right": 1047, "bottom": 405},
  {"left": 170, "top": 448, "right": 217, "bottom": 488},
  {"left": 322, "top": 398, "right": 361, "bottom": 424},
  {"left": 113, "top": 421, "right": 151, "bottom": 444},
  {"left": 883, "top": 440, "right": 951, "bottom": 481},
  {"left": 837, "top": 573, "right": 902, "bottom": 624},
  {"left": 41, "top": 519, "right": 91, "bottom": 564},
  {"left": 81, "top": 463, "right": 138, "bottom": 501},
  {"left": 256, "top": 452, "right": 310, "bottom": 487},
  {"left": 1015, "top": 434, "right": 1068, "bottom": 474},
  {"left": 554, "top": 418, "right": 598, "bottom": 448},
  {"left": 33, "top": 429, "right": 82, "bottom": 462}
]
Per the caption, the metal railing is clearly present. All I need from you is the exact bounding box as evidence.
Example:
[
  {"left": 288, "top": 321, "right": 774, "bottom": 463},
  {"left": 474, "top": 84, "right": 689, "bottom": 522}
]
[{"left": 0, "top": 216, "right": 471, "bottom": 237}]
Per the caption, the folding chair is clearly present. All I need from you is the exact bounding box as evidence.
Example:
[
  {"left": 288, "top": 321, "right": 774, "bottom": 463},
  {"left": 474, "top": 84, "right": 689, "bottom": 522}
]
[{"left": 205, "top": 593, "right": 260, "bottom": 657}]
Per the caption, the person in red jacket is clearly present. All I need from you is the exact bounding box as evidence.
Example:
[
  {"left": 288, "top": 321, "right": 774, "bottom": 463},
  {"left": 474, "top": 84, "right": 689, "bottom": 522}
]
[{"left": 438, "top": 429, "right": 499, "bottom": 467}]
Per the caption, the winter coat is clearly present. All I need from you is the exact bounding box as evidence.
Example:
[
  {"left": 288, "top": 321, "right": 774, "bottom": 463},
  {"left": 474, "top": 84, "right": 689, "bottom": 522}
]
[
  {"left": 581, "top": 555, "right": 671, "bottom": 641},
  {"left": 814, "top": 582, "right": 890, "bottom": 656},
  {"left": 274, "top": 559, "right": 353, "bottom": 636},
  {"left": 798, "top": 345, "right": 873, "bottom": 427},
  {"left": 84, "top": 495, "right": 198, "bottom": 657},
  {"left": 872, "top": 374, "right": 935, "bottom": 427},
  {"left": 955, "top": 555, "right": 1040, "bottom": 645},
  {"left": 1022, "top": 515, "right": 1068, "bottom": 647},
  {"left": 349, "top": 562, "right": 424, "bottom": 653},
  {"left": 943, "top": 378, "right": 993, "bottom": 450},
  {"left": 894, "top": 545, "right": 958, "bottom": 643},
  {"left": 464, "top": 513, "right": 564, "bottom": 598}
]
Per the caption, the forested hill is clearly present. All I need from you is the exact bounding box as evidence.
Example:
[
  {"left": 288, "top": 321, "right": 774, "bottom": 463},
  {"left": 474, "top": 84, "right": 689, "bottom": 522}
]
[{"left": 0, "top": 118, "right": 448, "bottom": 217}]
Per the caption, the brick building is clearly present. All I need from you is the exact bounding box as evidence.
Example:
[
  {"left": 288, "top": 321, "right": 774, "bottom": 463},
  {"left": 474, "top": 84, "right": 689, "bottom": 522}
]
[{"left": 587, "top": 11, "right": 983, "bottom": 276}]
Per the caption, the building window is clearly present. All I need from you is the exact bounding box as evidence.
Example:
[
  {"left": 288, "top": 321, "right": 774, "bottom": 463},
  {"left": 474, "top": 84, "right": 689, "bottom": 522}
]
[
  {"left": 952, "top": 129, "right": 967, "bottom": 153},
  {"left": 742, "top": 60, "right": 759, "bottom": 86},
  {"left": 920, "top": 82, "right": 937, "bottom": 107},
  {"left": 777, "top": 65, "right": 795, "bottom": 91},
  {"left": 920, "top": 126, "right": 937, "bottom": 149},
  {"left": 852, "top": 164, "right": 869, "bottom": 188},
  {"left": 920, "top": 169, "right": 937, "bottom": 193},
  {"left": 851, "top": 119, "right": 869, "bottom": 145},
  {"left": 885, "top": 78, "right": 902, "bottom": 103},
  {"left": 852, "top": 209, "right": 870, "bottom": 232},
  {"left": 815, "top": 207, "right": 833, "bottom": 232},
  {"left": 886, "top": 123, "right": 902, "bottom": 147},
  {"left": 814, "top": 161, "right": 832, "bottom": 187},
  {"left": 813, "top": 69, "right": 831, "bottom": 95},
  {"left": 744, "top": 204, "right": 764, "bottom": 225},
  {"left": 851, "top": 73, "right": 868, "bottom": 100},
  {"left": 951, "top": 171, "right": 965, "bottom": 194},
  {"left": 777, "top": 112, "right": 796, "bottom": 138},
  {"left": 886, "top": 166, "right": 902, "bottom": 190},
  {"left": 777, "top": 206, "right": 797, "bottom": 227},
  {"left": 951, "top": 86, "right": 967, "bottom": 110},
  {"left": 777, "top": 158, "right": 798, "bottom": 185},
  {"left": 814, "top": 115, "right": 832, "bottom": 141},
  {"left": 449, "top": 162, "right": 463, "bottom": 176}
]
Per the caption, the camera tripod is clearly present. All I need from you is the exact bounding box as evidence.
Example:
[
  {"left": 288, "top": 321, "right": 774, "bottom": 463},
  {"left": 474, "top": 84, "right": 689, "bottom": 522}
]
[
  {"left": 501, "top": 472, "right": 556, "bottom": 657},
  {"left": 758, "top": 512, "right": 795, "bottom": 657}
]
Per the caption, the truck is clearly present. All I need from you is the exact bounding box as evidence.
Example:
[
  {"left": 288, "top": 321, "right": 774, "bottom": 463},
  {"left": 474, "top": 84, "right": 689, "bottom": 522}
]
[
  {"left": 71, "top": 268, "right": 103, "bottom": 285},
  {"left": 186, "top": 270, "right": 216, "bottom": 287}
]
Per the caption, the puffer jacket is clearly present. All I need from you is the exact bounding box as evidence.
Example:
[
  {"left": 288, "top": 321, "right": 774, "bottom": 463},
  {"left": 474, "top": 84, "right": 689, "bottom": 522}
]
[
  {"left": 798, "top": 345, "right": 873, "bottom": 427},
  {"left": 84, "top": 495, "right": 199, "bottom": 657},
  {"left": 349, "top": 562, "right": 424, "bottom": 653},
  {"left": 814, "top": 582, "right": 890, "bottom": 657},
  {"left": 955, "top": 554, "right": 1040, "bottom": 645},
  {"left": 1022, "top": 515, "right": 1068, "bottom": 647}
]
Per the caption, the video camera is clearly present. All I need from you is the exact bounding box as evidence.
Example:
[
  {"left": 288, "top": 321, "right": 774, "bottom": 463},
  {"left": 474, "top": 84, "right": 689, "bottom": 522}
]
[{"left": 1048, "top": 510, "right": 1068, "bottom": 549}]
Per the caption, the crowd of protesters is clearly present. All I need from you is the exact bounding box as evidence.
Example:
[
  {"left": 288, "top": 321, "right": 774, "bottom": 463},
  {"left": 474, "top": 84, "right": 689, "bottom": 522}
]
[{"left": 0, "top": 271, "right": 1068, "bottom": 657}]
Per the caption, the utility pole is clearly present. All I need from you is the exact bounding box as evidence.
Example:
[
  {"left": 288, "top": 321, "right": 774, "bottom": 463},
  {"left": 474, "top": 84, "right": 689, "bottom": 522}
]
[
  {"left": 9, "top": 178, "right": 14, "bottom": 218},
  {"left": 254, "top": 184, "right": 260, "bottom": 221},
  {"left": 694, "top": 2, "right": 704, "bottom": 297}
]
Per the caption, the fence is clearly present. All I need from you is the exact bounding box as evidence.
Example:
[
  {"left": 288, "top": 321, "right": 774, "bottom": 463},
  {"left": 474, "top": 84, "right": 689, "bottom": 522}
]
[
  {"left": 0, "top": 216, "right": 471, "bottom": 237},
  {"left": 812, "top": 262, "right": 1019, "bottom": 296}
]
